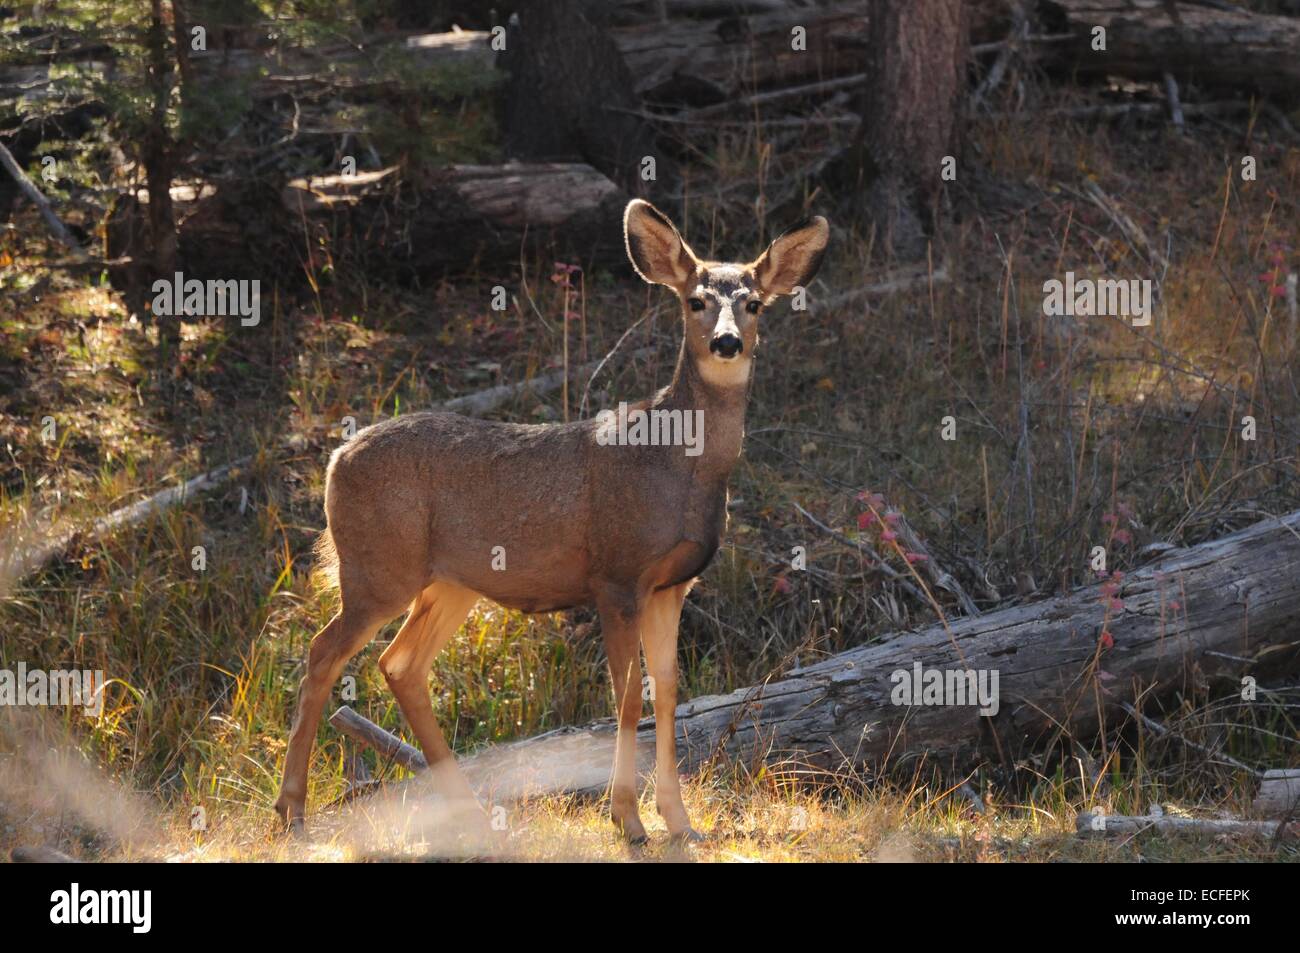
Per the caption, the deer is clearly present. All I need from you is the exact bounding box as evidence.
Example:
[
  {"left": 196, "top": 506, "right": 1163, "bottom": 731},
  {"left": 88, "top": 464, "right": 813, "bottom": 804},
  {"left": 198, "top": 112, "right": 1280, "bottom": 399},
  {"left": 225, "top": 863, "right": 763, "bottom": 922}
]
[{"left": 274, "top": 199, "right": 829, "bottom": 844}]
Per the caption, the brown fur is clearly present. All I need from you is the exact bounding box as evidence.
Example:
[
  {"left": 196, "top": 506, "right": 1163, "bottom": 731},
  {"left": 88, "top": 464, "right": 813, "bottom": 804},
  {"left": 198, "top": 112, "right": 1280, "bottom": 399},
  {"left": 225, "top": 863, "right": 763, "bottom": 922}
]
[{"left": 275, "top": 200, "right": 830, "bottom": 843}]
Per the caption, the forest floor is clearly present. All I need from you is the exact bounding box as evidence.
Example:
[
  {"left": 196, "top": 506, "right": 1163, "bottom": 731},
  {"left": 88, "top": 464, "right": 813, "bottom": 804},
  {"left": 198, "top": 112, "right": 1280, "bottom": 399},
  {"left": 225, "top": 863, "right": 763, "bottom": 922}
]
[{"left": 2, "top": 79, "right": 1299, "bottom": 862}]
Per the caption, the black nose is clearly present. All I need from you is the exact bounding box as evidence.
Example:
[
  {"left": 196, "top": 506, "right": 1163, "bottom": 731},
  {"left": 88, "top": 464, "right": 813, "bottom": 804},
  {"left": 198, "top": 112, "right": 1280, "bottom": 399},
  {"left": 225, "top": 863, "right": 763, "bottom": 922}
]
[{"left": 710, "top": 333, "right": 743, "bottom": 358}]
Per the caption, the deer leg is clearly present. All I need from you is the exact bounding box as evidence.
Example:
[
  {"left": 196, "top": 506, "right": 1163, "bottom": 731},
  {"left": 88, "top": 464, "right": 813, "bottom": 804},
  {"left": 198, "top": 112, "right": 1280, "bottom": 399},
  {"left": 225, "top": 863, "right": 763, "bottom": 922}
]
[
  {"left": 275, "top": 602, "right": 388, "bottom": 831},
  {"left": 378, "top": 580, "right": 481, "bottom": 811},
  {"left": 641, "top": 582, "right": 699, "bottom": 841},
  {"left": 599, "top": 593, "right": 648, "bottom": 844}
]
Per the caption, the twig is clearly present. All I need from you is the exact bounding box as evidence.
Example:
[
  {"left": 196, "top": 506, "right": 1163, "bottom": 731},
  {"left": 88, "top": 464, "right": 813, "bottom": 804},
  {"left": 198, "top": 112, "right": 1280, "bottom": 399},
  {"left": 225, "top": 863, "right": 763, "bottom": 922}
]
[
  {"left": 792, "top": 502, "right": 927, "bottom": 604},
  {"left": 21, "top": 255, "right": 133, "bottom": 271},
  {"left": 329, "top": 705, "right": 427, "bottom": 772},
  {"left": 0, "top": 140, "right": 87, "bottom": 259},
  {"left": 1080, "top": 179, "right": 1169, "bottom": 272},
  {"left": 1162, "top": 72, "right": 1185, "bottom": 133},
  {"left": 971, "top": 8, "right": 1027, "bottom": 112},
  {"left": 1286, "top": 273, "right": 1298, "bottom": 356},
  {"left": 1120, "top": 702, "right": 1261, "bottom": 776},
  {"left": 970, "top": 32, "right": 1075, "bottom": 55},
  {"left": 988, "top": 100, "right": 1248, "bottom": 122},
  {"left": 889, "top": 510, "right": 981, "bottom": 615},
  {"left": 605, "top": 104, "right": 858, "bottom": 129},
  {"left": 1263, "top": 103, "right": 1300, "bottom": 142},
  {"left": 577, "top": 303, "right": 660, "bottom": 417},
  {"left": 819, "top": 264, "right": 950, "bottom": 310},
  {"left": 684, "top": 73, "right": 865, "bottom": 120}
]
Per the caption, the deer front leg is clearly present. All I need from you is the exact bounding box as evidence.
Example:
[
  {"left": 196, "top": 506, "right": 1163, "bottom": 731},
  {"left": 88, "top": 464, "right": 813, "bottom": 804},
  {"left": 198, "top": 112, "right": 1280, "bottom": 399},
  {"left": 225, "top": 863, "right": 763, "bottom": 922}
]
[
  {"left": 276, "top": 603, "right": 385, "bottom": 831},
  {"left": 598, "top": 593, "right": 648, "bottom": 844},
  {"left": 641, "top": 582, "right": 700, "bottom": 842}
]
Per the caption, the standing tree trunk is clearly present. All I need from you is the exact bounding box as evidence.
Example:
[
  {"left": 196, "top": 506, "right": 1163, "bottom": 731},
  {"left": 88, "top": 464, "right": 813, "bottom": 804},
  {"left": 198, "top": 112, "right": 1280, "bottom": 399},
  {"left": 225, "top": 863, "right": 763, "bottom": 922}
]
[
  {"left": 145, "top": 0, "right": 180, "bottom": 361},
  {"left": 498, "top": 0, "right": 670, "bottom": 197},
  {"left": 839, "top": 0, "right": 968, "bottom": 260}
]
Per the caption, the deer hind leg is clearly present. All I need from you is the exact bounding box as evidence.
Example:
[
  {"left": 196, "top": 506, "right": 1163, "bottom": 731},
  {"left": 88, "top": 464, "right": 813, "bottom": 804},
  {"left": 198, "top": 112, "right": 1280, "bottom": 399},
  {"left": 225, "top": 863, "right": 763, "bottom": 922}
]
[
  {"left": 275, "top": 598, "right": 394, "bottom": 831},
  {"left": 378, "top": 579, "right": 481, "bottom": 809},
  {"left": 598, "top": 591, "right": 648, "bottom": 844},
  {"left": 641, "top": 582, "right": 700, "bottom": 842}
]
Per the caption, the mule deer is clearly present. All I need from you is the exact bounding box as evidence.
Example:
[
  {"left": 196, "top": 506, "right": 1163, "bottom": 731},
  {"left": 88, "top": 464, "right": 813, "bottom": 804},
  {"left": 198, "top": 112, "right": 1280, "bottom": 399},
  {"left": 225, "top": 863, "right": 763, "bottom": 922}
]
[{"left": 274, "top": 199, "right": 829, "bottom": 843}]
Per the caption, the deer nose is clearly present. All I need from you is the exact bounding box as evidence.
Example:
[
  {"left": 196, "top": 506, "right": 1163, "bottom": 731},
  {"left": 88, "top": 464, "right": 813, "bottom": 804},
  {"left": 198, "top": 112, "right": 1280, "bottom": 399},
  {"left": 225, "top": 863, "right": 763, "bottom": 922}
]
[{"left": 710, "top": 333, "right": 743, "bottom": 358}]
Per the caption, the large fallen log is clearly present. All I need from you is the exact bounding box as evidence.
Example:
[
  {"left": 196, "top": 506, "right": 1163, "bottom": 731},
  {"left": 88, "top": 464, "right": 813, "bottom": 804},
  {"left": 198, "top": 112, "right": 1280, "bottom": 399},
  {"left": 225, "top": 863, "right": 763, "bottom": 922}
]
[
  {"left": 445, "top": 509, "right": 1300, "bottom": 798},
  {"left": 282, "top": 162, "right": 628, "bottom": 279},
  {"left": 615, "top": 1, "right": 869, "bottom": 105},
  {"left": 1041, "top": 0, "right": 1300, "bottom": 97}
]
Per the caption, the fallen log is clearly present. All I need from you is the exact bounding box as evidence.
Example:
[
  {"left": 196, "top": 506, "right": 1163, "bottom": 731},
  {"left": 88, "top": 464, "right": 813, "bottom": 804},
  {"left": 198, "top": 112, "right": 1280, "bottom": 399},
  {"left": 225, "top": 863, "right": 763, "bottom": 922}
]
[
  {"left": 440, "top": 509, "right": 1300, "bottom": 798},
  {"left": 9, "top": 845, "right": 80, "bottom": 863},
  {"left": 1253, "top": 769, "right": 1300, "bottom": 818},
  {"left": 1076, "top": 812, "right": 1297, "bottom": 839},
  {"left": 615, "top": 1, "right": 869, "bottom": 105},
  {"left": 283, "top": 162, "right": 628, "bottom": 279},
  {"left": 1041, "top": 0, "right": 1300, "bottom": 97}
]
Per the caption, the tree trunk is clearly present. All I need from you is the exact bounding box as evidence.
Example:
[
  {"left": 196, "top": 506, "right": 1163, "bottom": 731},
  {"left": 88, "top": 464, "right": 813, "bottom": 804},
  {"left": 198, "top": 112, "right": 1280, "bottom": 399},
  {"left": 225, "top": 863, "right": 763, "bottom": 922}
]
[
  {"left": 145, "top": 0, "right": 180, "bottom": 357},
  {"left": 451, "top": 509, "right": 1300, "bottom": 798},
  {"left": 1041, "top": 0, "right": 1300, "bottom": 98},
  {"left": 834, "top": 0, "right": 967, "bottom": 260},
  {"left": 498, "top": 0, "right": 668, "bottom": 195}
]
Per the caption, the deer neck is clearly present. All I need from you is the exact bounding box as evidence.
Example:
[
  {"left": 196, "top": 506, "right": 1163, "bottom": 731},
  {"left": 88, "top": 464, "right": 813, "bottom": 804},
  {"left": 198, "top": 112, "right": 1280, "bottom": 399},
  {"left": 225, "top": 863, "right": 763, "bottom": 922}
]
[{"left": 659, "top": 337, "right": 751, "bottom": 480}]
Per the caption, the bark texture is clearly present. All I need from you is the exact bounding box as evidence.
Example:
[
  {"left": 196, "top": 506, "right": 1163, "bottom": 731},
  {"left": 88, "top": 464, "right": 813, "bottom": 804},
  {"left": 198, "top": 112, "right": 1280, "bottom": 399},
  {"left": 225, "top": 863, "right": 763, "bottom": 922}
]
[
  {"left": 497, "top": 0, "right": 665, "bottom": 194},
  {"left": 842, "top": 0, "right": 968, "bottom": 259},
  {"left": 1042, "top": 0, "right": 1300, "bottom": 97}
]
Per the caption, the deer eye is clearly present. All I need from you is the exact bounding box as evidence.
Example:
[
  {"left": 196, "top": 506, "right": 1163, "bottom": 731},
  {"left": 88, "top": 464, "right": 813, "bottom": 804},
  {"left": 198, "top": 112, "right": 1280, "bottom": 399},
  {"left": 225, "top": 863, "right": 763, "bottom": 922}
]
[
  {"left": 688, "top": 297, "right": 706, "bottom": 312},
  {"left": 745, "top": 300, "right": 761, "bottom": 315}
]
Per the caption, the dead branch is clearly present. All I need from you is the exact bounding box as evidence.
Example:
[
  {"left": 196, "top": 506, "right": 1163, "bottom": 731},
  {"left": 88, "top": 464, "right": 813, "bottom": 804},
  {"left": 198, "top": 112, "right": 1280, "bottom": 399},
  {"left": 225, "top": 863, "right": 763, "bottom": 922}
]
[{"left": 0, "top": 140, "right": 87, "bottom": 259}]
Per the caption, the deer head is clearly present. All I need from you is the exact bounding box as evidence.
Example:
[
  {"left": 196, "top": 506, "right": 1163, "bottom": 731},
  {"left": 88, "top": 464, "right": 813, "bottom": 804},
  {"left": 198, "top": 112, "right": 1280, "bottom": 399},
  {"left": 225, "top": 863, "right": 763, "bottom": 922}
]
[{"left": 623, "top": 199, "right": 830, "bottom": 390}]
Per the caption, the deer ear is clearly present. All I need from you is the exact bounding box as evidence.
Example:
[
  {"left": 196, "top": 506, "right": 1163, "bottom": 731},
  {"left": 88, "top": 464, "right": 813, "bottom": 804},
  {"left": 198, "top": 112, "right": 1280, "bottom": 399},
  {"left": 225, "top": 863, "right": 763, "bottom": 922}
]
[
  {"left": 752, "top": 216, "right": 830, "bottom": 297},
  {"left": 624, "top": 199, "right": 697, "bottom": 289}
]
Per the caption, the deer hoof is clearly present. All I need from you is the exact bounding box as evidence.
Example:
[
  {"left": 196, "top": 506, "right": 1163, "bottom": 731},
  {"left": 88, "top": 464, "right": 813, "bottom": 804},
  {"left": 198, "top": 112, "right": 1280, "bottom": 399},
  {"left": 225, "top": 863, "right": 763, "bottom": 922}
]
[
  {"left": 273, "top": 797, "right": 306, "bottom": 837},
  {"left": 669, "top": 827, "right": 705, "bottom": 845}
]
